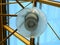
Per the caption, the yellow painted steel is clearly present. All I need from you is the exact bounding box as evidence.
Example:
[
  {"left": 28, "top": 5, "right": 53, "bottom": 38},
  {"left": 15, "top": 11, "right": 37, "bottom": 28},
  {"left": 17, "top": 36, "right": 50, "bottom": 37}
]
[
  {"left": 0, "top": 1, "right": 24, "bottom": 5},
  {"left": 39, "top": 0, "right": 60, "bottom": 7},
  {"left": 4, "top": 25, "right": 30, "bottom": 45},
  {"left": 18, "top": 0, "right": 60, "bottom": 7},
  {"left": 0, "top": 0, "right": 60, "bottom": 7}
]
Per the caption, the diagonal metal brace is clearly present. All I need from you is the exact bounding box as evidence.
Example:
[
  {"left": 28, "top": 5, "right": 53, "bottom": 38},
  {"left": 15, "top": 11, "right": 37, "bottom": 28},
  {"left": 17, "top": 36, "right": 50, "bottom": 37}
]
[
  {"left": 0, "top": 29, "right": 17, "bottom": 44},
  {"left": 16, "top": 0, "right": 25, "bottom": 9},
  {"left": 3, "top": 25, "right": 30, "bottom": 45},
  {"left": 47, "top": 22, "right": 60, "bottom": 40}
]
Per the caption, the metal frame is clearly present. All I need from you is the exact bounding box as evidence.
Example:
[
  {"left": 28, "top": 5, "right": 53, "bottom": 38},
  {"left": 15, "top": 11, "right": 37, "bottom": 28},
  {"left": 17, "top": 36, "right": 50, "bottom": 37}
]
[
  {"left": 39, "top": 0, "right": 60, "bottom": 7},
  {"left": 0, "top": 1, "right": 24, "bottom": 5},
  {"left": 0, "top": 0, "right": 7, "bottom": 45},
  {"left": 0, "top": 0, "right": 60, "bottom": 45},
  {"left": 0, "top": 14, "right": 17, "bottom": 16},
  {"left": 4, "top": 25, "right": 30, "bottom": 45},
  {"left": 15, "top": 0, "right": 60, "bottom": 7},
  {"left": 0, "top": 0, "right": 60, "bottom": 7}
]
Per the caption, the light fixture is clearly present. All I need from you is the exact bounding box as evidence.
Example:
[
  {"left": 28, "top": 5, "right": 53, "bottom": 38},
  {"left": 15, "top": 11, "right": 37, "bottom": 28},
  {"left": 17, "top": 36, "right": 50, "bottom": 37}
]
[{"left": 16, "top": 7, "right": 47, "bottom": 38}]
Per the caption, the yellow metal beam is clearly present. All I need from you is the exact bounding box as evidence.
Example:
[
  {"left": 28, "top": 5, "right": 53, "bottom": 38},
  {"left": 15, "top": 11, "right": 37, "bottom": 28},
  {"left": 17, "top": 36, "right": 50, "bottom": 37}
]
[
  {"left": 4, "top": 25, "right": 30, "bottom": 45},
  {"left": 0, "top": 14, "right": 17, "bottom": 16},
  {"left": 39, "top": 0, "right": 60, "bottom": 7},
  {"left": 0, "top": 1, "right": 25, "bottom": 5},
  {"left": 19, "top": 0, "right": 60, "bottom": 7},
  {"left": 0, "top": 0, "right": 60, "bottom": 7}
]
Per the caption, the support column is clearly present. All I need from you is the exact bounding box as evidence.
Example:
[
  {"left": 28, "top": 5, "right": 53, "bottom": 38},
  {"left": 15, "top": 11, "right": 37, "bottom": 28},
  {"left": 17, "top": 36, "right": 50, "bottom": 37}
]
[{"left": 0, "top": 0, "right": 7, "bottom": 45}]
